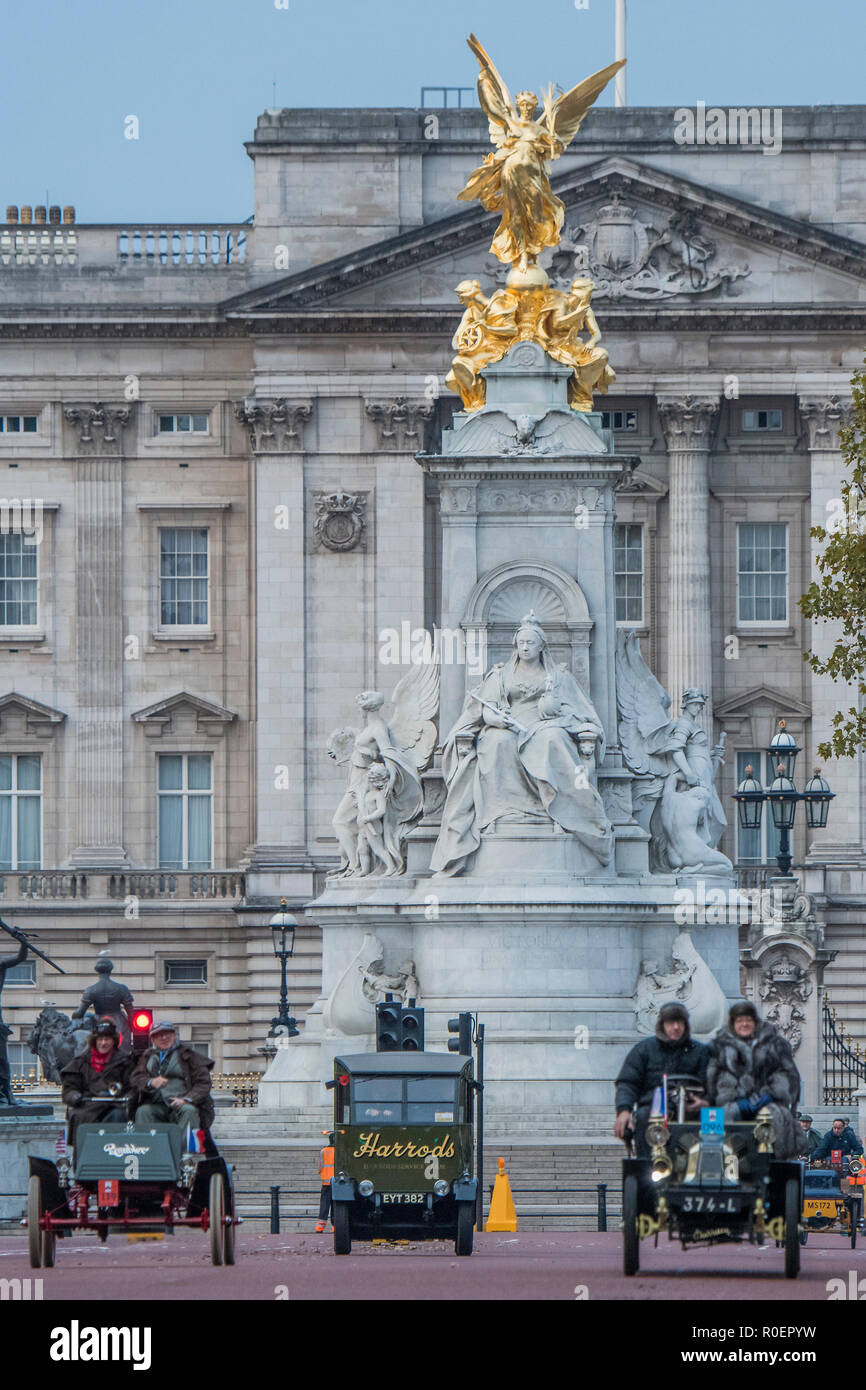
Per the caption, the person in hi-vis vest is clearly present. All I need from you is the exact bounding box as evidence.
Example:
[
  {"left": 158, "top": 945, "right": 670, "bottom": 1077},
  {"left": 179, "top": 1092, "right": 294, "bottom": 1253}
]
[{"left": 315, "top": 1131, "right": 335, "bottom": 1233}]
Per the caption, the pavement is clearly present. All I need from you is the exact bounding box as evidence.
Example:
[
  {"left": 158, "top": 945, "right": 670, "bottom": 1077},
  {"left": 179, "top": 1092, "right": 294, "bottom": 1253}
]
[{"left": 2, "top": 1228, "right": 864, "bottom": 1301}]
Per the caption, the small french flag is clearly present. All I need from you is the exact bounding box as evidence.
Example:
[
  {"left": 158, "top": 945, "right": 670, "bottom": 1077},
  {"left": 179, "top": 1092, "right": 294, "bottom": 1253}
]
[
  {"left": 650, "top": 1074, "right": 668, "bottom": 1119},
  {"left": 185, "top": 1125, "right": 205, "bottom": 1153}
]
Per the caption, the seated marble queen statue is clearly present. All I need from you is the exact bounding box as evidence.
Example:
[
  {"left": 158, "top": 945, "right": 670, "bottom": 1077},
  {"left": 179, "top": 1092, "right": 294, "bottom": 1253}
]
[{"left": 430, "top": 614, "right": 612, "bottom": 875}]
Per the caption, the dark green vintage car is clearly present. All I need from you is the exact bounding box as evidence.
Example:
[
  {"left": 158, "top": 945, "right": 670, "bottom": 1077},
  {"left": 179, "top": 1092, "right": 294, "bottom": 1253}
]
[{"left": 330, "top": 1052, "right": 477, "bottom": 1255}]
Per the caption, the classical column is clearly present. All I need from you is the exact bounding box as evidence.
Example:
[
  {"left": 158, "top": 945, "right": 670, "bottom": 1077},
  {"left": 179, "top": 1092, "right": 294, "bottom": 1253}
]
[
  {"left": 657, "top": 394, "right": 720, "bottom": 733},
  {"left": 64, "top": 404, "right": 132, "bottom": 866},
  {"left": 235, "top": 398, "right": 314, "bottom": 879},
  {"left": 799, "top": 394, "right": 862, "bottom": 864}
]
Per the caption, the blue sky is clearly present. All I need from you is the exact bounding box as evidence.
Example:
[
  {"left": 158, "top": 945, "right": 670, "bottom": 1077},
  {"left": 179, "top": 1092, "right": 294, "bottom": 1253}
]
[{"left": 1, "top": 0, "right": 863, "bottom": 222}]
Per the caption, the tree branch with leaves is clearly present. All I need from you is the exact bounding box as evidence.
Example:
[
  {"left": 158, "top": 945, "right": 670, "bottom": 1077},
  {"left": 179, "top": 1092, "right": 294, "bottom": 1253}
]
[{"left": 799, "top": 365, "right": 866, "bottom": 760}]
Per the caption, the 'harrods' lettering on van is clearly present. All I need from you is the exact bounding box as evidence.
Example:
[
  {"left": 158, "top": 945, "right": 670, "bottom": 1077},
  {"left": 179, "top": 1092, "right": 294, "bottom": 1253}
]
[{"left": 353, "top": 1132, "right": 456, "bottom": 1160}]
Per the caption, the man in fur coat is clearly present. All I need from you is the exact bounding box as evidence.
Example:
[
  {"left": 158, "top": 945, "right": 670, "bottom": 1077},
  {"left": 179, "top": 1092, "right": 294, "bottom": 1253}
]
[{"left": 706, "top": 1000, "right": 807, "bottom": 1159}]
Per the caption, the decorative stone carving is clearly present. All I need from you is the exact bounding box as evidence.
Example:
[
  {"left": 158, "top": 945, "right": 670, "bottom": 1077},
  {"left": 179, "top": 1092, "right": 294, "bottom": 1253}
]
[
  {"left": 439, "top": 484, "right": 477, "bottom": 515},
  {"left": 132, "top": 691, "right": 237, "bottom": 739},
  {"left": 327, "top": 668, "right": 440, "bottom": 878},
  {"left": 361, "top": 955, "right": 420, "bottom": 1008},
  {"left": 799, "top": 395, "right": 855, "bottom": 452},
  {"left": 548, "top": 197, "right": 751, "bottom": 300},
  {"left": 64, "top": 403, "right": 131, "bottom": 453},
  {"left": 313, "top": 490, "right": 366, "bottom": 552},
  {"left": 634, "top": 931, "right": 729, "bottom": 1038},
  {"left": 758, "top": 953, "right": 813, "bottom": 1053},
  {"left": 616, "top": 630, "right": 731, "bottom": 876},
  {"left": 234, "top": 398, "right": 313, "bottom": 452},
  {"left": 322, "top": 933, "right": 422, "bottom": 1037},
  {"left": 657, "top": 394, "right": 720, "bottom": 450},
  {"left": 365, "top": 396, "right": 434, "bottom": 449}
]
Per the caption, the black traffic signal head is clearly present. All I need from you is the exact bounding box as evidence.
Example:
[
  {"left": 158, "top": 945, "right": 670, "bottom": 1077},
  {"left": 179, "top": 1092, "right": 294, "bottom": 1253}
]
[
  {"left": 376, "top": 1002, "right": 401, "bottom": 1052},
  {"left": 447, "top": 1012, "right": 473, "bottom": 1055},
  {"left": 400, "top": 1005, "right": 424, "bottom": 1052},
  {"left": 130, "top": 1008, "right": 153, "bottom": 1054}
]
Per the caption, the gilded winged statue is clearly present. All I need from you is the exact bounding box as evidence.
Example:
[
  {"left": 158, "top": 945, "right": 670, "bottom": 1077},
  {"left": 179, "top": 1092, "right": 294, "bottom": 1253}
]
[{"left": 458, "top": 34, "right": 624, "bottom": 284}]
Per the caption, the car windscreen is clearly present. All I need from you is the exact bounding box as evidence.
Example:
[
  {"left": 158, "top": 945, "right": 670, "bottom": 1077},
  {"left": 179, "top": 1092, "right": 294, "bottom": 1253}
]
[
  {"left": 350, "top": 1075, "right": 461, "bottom": 1124},
  {"left": 405, "top": 1077, "right": 458, "bottom": 1123},
  {"left": 351, "top": 1078, "right": 403, "bottom": 1122}
]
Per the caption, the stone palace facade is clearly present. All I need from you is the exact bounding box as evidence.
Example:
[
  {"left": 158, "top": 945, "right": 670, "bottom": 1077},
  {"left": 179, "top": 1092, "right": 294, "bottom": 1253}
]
[{"left": 0, "top": 101, "right": 864, "bottom": 1087}]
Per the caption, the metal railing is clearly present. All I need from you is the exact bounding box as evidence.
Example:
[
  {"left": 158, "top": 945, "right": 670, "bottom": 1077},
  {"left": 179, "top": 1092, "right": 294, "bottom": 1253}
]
[
  {"left": 823, "top": 1001, "right": 866, "bottom": 1105},
  {"left": 734, "top": 864, "right": 775, "bottom": 892},
  {"left": 214, "top": 1073, "right": 259, "bottom": 1107}
]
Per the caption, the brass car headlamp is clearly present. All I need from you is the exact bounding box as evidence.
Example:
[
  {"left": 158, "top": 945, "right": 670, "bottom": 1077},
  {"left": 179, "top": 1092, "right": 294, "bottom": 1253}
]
[
  {"left": 753, "top": 1107, "right": 776, "bottom": 1152},
  {"left": 646, "top": 1121, "right": 668, "bottom": 1148},
  {"left": 650, "top": 1154, "right": 672, "bottom": 1183},
  {"left": 849, "top": 1157, "right": 863, "bottom": 1176}
]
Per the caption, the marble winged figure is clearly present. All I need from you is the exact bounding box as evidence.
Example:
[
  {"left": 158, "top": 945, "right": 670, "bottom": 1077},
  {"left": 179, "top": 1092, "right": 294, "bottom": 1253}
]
[
  {"left": 615, "top": 630, "right": 732, "bottom": 876},
  {"left": 457, "top": 34, "right": 624, "bottom": 281},
  {"left": 327, "top": 663, "right": 440, "bottom": 877}
]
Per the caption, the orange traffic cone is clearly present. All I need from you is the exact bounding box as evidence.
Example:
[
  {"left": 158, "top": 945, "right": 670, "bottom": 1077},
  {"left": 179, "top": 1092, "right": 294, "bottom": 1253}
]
[{"left": 485, "top": 1156, "right": 518, "bottom": 1232}]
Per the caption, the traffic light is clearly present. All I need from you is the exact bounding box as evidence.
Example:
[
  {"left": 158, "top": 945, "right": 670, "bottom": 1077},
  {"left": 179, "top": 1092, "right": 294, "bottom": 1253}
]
[
  {"left": 375, "top": 997, "right": 425, "bottom": 1051},
  {"left": 376, "top": 1000, "right": 402, "bottom": 1052},
  {"left": 448, "top": 1012, "right": 473, "bottom": 1055},
  {"left": 131, "top": 1008, "right": 153, "bottom": 1054},
  {"left": 400, "top": 1002, "right": 424, "bottom": 1052}
]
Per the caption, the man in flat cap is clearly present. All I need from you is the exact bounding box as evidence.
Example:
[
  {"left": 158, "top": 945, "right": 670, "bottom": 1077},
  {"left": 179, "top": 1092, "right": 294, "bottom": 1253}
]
[{"left": 130, "top": 1021, "right": 214, "bottom": 1135}]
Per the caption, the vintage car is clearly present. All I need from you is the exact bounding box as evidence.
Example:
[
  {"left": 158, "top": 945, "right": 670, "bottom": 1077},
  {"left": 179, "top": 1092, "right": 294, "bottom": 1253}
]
[
  {"left": 800, "top": 1156, "right": 864, "bottom": 1247},
  {"left": 329, "top": 1052, "right": 477, "bottom": 1255},
  {"left": 621, "top": 1076, "right": 804, "bottom": 1279},
  {"left": 27, "top": 1122, "right": 238, "bottom": 1267}
]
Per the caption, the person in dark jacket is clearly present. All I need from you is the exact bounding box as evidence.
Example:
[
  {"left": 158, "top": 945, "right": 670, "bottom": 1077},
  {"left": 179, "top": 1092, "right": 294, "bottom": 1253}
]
[
  {"left": 130, "top": 1021, "right": 214, "bottom": 1134},
  {"left": 706, "top": 1000, "right": 805, "bottom": 1159},
  {"left": 614, "top": 1002, "right": 708, "bottom": 1156},
  {"left": 60, "top": 1017, "right": 132, "bottom": 1147},
  {"left": 813, "top": 1117, "right": 864, "bottom": 1162},
  {"left": 797, "top": 1113, "right": 822, "bottom": 1157}
]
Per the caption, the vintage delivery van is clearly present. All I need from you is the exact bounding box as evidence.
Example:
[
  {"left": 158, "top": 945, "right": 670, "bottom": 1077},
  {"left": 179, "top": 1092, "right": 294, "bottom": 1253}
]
[{"left": 330, "top": 1052, "right": 477, "bottom": 1254}]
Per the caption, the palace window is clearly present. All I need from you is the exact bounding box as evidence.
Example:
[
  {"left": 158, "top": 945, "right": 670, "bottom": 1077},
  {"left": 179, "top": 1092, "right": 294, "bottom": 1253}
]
[
  {"left": 156, "top": 413, "right": 209, "bottom": 435},
  {"left": 8, "top": 1040, "right": 39, "bottom": 1082},
  {"left": 742, "top": 408, "right": 782, "bottom": 431},
  {"left": 164, "top": 958, "right": 208, "bottom": 986},
  {"left": 736, "top": 751, "right": 783, "bottom": 866},
  {"left": 0, "top": 754, "right": 41, "bottom": 870},
  {"left": 737, "top": 522, "right": 787, "bottom": 624},
  {"left": 159, "top": 528, "right": 209, "bottom": 627},
  {"left": 158, "top": 754, "right": 212, "bottom": 870},
  {"left": 5, "top": 960, "right": 36, "bottom": 986},
  {"left": 0, "top": 532, "right": 38, "bottom": 626},
  {"left": 0, "top": 416, "right": 37, "bottom": 434},
  {"left": 601, "top": 409, "right": 638, "bottom": 432},
  {"left": 614, "top": 523, "right": 644, "bottom": 624}
]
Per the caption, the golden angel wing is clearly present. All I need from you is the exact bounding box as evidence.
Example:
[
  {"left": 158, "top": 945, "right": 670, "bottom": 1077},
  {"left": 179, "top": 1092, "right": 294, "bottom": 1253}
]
[
  {"left": 546, "top": 59, "right": 625, "bottom": 150},
  {"left": 467, "top": 32, "right": 517, "bottom": 149}
]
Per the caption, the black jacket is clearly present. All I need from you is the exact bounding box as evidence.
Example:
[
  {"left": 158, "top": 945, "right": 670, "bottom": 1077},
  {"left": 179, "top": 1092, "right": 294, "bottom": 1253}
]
[
  {"left": 615, "top": 1029, "right": 708, "bottom": 1112},
  {"left": 60, "top": 1049, "right": 133, "bottom": 1106},
  {"left": 813, "top": 1128, "right": 863, "bottom": 1161}
]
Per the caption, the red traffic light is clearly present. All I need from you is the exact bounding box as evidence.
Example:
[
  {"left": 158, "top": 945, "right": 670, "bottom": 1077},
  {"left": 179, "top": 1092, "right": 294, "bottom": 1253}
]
[{"left": 132, "top": 1009, "right": 153, "bottom": 1033}]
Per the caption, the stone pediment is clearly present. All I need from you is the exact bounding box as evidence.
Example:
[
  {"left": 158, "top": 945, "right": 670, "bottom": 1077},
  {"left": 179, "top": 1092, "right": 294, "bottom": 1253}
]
[
  {"left": 0, "top": 692, "right": 66, "bottom": 737},
  {"left": 132, "top": 691, "right": 238, "bottom": 738},
  {"left": 224, "top": 156, "right": 866, "bottom": 322},
  {"left": 715, "top": 684, "right": 812, "bottom": 750}
]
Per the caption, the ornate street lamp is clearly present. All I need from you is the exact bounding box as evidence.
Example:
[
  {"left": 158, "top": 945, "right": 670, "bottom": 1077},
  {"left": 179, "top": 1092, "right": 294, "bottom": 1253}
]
[
  {"left": 268, "top": 898, "right": 300, "bottom": 1038},
  {"left": 732, "top": 720, "right": 835, "bottom": 878}
]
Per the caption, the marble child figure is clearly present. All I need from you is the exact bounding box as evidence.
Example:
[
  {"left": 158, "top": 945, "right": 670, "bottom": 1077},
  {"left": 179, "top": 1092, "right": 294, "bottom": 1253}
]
[
  {"left": 356, "top": 762, "right": 402, "bottom": 876},
  {"left": 431, "top": 614, "right": 612, "bottom": 876}
]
